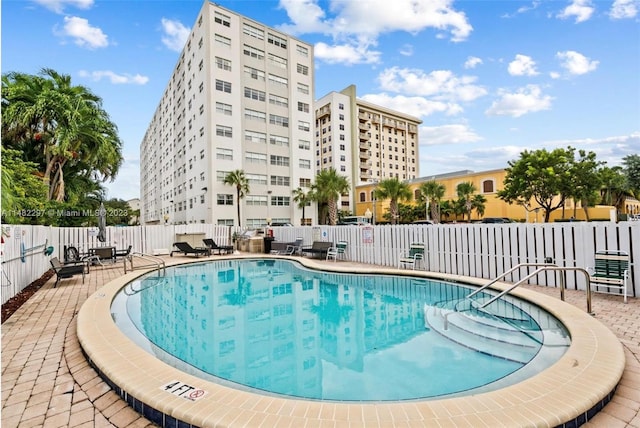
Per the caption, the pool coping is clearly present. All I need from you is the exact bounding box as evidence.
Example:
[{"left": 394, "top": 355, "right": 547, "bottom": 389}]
[{"left": 77, "top": 254, "right": 625, "bottom": 427}]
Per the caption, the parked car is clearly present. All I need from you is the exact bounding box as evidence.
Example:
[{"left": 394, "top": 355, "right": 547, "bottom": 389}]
[
  {"left": 481, "top": 217, "right": 512, "bottom": 223},
  {"left": 412, "top": 220, "right": 434, "bottom": 225}
]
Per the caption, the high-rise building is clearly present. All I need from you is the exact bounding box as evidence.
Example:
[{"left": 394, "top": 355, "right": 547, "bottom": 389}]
[
  {"left": 314, "top": 85, "right": 421, "bottom": 213},
  {"left": 140, "top": 2, "right": 315, "bottom": 226}
]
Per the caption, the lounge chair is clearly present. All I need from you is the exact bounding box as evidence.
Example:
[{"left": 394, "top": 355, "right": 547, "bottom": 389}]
[
  {"left": 399, "top": 243, "right": 425, "bottom": 269},
  {"left": 588, "top": 250, "right": 630, "bottom": 303},
  {"left": 171, "top": 242, "right": 210, "bottom": 257},
  {"left": 50, "top": 257, "right": 87, "bottom": 287},
  {"left": 115, "top": 245, "right": 133, "bottom": 260},
  {"left": 301, "top": 241, "right": 333, "bottom": 258},
  {"left": 203, "top": 238, "right": 234, "bottom": 255},
  {"left": 326, "top": 241, "right": 348, "bottom": 262}
]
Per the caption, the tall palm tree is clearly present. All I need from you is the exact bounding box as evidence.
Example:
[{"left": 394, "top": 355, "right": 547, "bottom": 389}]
[
  {"left": 418, "top": 180, "right": 446, "bottom": 223},
  {"left": 456, "top": 181, "right": 477, "bottom": 222},
  {"left": 224, "top": 170, "right": 250, "bottom": 227},
  {"left": 312, "top": 168, "right": 349, "bottom": 225},
  {"left": 471, "top": 194, "right": 487, "bottom": 219},
  {"left": 374, "top": 177, "right": 413, "bottom": 225},
  {"left": 292, "top": 187, "right": 313, "bottom": 225}
]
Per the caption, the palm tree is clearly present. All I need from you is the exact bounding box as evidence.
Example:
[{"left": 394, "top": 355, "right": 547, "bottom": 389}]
[
  {"left": 471, "top": 194, "right": 487, "bottom": 219},
  {"left": 374, "top": 177, "right": 413, "bottom": 225},
  {"left": 456, "top": 181, "right": 477, "bottom": 222},
  {"left": 418, "top": 180, "right": 446, "bottom": 223},
  {"left": 440, "top": 200, "right": 454, "bottom": 222},
  {"left": 292, "top": 187, "right": 313, "bottom": 225},
  {"left": 224, "top": 170, "right": 250, "bottom": 227},
  {"left": 312, "top": 168, "right": 349, "bottom": 225}
]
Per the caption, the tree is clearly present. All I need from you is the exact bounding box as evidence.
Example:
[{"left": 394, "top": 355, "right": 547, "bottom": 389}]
[
  {"left": 599, "top": 166, "right": 631, "bottom": 216},
  {"left": 440, "top": 200, "right": 454, "bottom": 222},
  {"left": 292, "top": 187, "right": 313, "bottom": 225},
  {"left": 456, "top": 181, "right": 477, "bottom": 222},
  {"left": 223, "top": 170, "right": 249, "bottom": 227},
  {"left": 0, "top": 147, "right": 48, "bottom": 224},
  {"left": 418, "top": 180, "right": 446, "bottom": 223},
  {"left": 312, "top": 168, "right": 349, "bottom": 225},
  {"left": 623, "top": 154, "right": 640, "bottom": 198},
  {"left": 471, "top": 194, "right": 487, "bottom": 218},
  {"left": 569, "top": 149, "right": 603, "bottom": 221},
  {"left": 498, "top": 148, "right": 575, "bottom": 222},
  {"left": 374, "top": 177, "right": 412, "bottom": 225},
  {"left": 2, "top": 69, "right": 123, "bottom": 201}
]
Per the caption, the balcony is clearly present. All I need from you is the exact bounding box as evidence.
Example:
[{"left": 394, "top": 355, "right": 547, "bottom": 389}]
[
  {"left": 358, "top": 112, "right": 368, "bottom": 121},
  {"left": 359, "top": 142, "right": 370, "bottom": 150},
  {"left": 316, "top": 107, "right": 331, "bottom": 119},
  {"left": 359, "top": 131, "right": 369, "bottom": 141},
  {"left": 358, "top": 123, "right": 370, "bottom": 131}
]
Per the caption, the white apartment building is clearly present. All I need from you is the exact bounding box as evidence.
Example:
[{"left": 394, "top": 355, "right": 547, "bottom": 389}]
[
  {"left": 140, "top": 2, "right": 316, "bottom": 227},
  {"left": 315, "top": 85, "right": 421, "bottom": 213}
]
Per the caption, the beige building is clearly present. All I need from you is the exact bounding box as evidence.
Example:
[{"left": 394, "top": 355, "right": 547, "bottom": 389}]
[
  {"left": 315, "top": 85, "right": 421, "bottom": 213},
  {"left": 140, "top": 2, "right": 316, "bottom": 226}
]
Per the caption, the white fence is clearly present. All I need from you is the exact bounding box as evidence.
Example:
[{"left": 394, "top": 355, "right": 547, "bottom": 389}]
[{"left": 2, "top": 222, "right": 638, "bottom": 305}]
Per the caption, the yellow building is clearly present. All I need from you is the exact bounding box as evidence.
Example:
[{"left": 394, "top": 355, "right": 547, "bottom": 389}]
[{"left": 355, "top": 168, "right": 639, "bottom": 223}]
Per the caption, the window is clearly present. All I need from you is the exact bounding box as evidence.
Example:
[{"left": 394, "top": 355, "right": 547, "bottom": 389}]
[
  {"left": 297, "top": 63, "right": 309, "bottom": 75},
  {"left": 268, "top": 33, "right": 287, "bottom": 48},
  {"left": 214, "top": 11, "right": 230, "bottom": 27},
  {"left": 298, "top": 121, "right": 310, "bottom": 131},
  {"left": 216, "top": 147, "right": 233, "bottom": 160},
  {"left": 297, "top": 83, "right": 309, "bottom": 94},
  {"left": 216, "top": 125, "right": 232, "bottom": 138},
  {"left": 244, "top": 87, "right": 265, "bottom": 101},
  {"left": 268, "top": 94, "right": 288, "bottom": 108},
  {"left": 271, "top": 196, "right": 290, "bottom": 206},
  {"left": 297, "top": 102, "right": 309, "bottom": 113},
  {"left": 217, "top": 194, "right": 234, "bottom": 205},
  {"left": 299, "top": 178, "right": 311, "bottom": 187},
  {"left": 271, "top": 175, "right": 290, "bottom": 186},
  {"left": 339, "top": 114, "right": 344, "bottom": 120},
  {"left": 243, "top": 45, "right": 264, "bottom": 60},
  {"left": 215, "top": 102, "right": 232, "bottom": 115},
  {"left": 198, "top": 59, "right": 204, "bottom": 71},
  {"left": 338, "top": 103, "right": 344, "bottom": 110},
  {"left": 215, "top": 79, "right": 231, "bottom": 93},
  {"left": 243, "top": 23, "right": 264, "bottom": 40},
  {"left": 199, "top": 104, "right": 204, "bottom": 115},
  {"left": 270, "top": 155, "right": 290, "bottom": 166},
  {"left": 214, "top": 34, "right": 231, "bottom": 47},
  {"left": 246, "top": 195, "right": 267, "bottom": 206},
  {"left": 268, "top": 53, "right": 287, "bottom": 69},
  {"left": 212, "top": 59, "right": 230, "bottom": 73},
  {"left": 270, "top": 135, "right": 289, "bottom": 147},
  {"left": 216, "top": 171, "right": 229, "bottom": 182},
  {"left": 245, "top": 130, "right": 266, "bottom": 144},
  {"left": 298, "top": 139, "right": 310, "bottom": 150},
  {"left": 200, "top": 150, "right": 205, "bottom": 159},
  {"left": 245, "top": 152, "right": 267, "bottom": 164},
  {"left": 296, "top": 44, "right": 309, "bottom": 57},
  {"left": 268, "top": 74, "right": 288, "bottom": 87},
  {"left": 483, "top": 180, "right": 495, "bottom": 193},
  {"left": 299, "top": 159, "right": 311, "bottom": 169},
  {"left": 245, "top": 109, "right": 266, "bottom": 122},
  {"left": 269, "top": 114, "right": 289, "bottom": 127},
  {"left": 246, "top": 174, "right": 267, "bottom": 185},
  {"left": 244, "top": 66, "right": 265, "bottom": 81}
]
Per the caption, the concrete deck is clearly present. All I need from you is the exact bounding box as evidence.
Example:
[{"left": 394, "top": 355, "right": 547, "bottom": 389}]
[{"left": 2, "top": 255, "right": 639, "bottom": 427}]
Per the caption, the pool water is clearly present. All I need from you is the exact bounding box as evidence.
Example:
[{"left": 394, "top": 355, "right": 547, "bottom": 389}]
[{"left": 112, "top": 259, "right": 570, "bottom": 401}]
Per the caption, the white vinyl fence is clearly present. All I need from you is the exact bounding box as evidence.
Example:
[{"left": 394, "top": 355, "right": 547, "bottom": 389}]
[{"left": 1, "top": 222, "right": 638, "bottom": 305}]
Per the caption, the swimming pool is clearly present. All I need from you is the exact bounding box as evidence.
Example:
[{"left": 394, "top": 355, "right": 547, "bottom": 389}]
[{"left": 111, "top": 258, "right": 570, "bottom": 401}]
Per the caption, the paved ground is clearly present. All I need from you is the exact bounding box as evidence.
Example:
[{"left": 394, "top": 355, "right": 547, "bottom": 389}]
[{"left": 1, "top": 256, "right": 639, "bottom": 427}]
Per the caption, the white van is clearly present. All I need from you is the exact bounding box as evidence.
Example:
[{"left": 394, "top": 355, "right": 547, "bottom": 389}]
[{"left": 338, "top": 216, "right": 371, "bottom": 225}]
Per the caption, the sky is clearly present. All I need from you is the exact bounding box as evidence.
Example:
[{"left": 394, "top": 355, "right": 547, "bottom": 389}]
[{"left": 2, "top": 0, "right": 639, "bottom": 201}]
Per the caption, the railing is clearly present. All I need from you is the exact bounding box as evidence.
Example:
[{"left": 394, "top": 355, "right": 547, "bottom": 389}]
[{"left": 124, "top": 252, "right": 166, "bottom": 275}]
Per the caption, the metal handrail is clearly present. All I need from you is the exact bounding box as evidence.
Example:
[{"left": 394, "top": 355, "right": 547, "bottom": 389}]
[
  {"left": 125, "top": 252, "right": 166, "bottom": 275},
  {"left": 467, "top": 263, "right": 557, "bottom": 299}
]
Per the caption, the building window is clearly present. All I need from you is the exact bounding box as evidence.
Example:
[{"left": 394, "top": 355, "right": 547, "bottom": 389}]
[
  {"left": 296, "top": 44, "right": 309, "bottom": 57},
  {"left": 215, "top": 102, "right": 232, "bottom": 115},
  {"left": 214, "top": 34, "right": 231, "bottom": 47},
  {"left": 482, "top": 180, "right": 495, "bottom": 193},
  {"left": 244, "top": 66, "right": 265, "bottom": 81},
  {"left": 245, "top": 130, "right": 266, "bottom": 144},
  {"left": 271, "top": 196, "right": 290, "bottom": 206},
  {"left": 246, "top": 174, "right": 267, "bottom": 185},
  {"left": 214, "top": 11, "right": 231, "bottom": 27},
  {"left": 216, "top": 147, "right": 233, "bottom": 160},
  {"left": 198, "top": 59, "right": 204, "bottom": 71},
  {"left": 245, "top": 109, "right": 266, "bottom": 122},
  {"left": 268, "top": 74, "right": 288, "bottom": 87},
  {"left": 268, "top": 33, "right": 287, "bottom": 48},
  {"left": 270, "top": 135, "right": 289, "bottom": 147},
  {"left": 298, "top": 121, "right": 310, "bottom": 131},
  {"left": 216, "top": 171, "right": 229, "bottom": 182},
  {"left": 271, "top": 175, "right": 290, "bottom": 186},
  {"left": 268, "top": 53, "right": 287, "bottom": 69},
  {"left": 297, "top": 63, "right": 309, "bottom": 75},
  {"left": 200, "top": 150, "right": 205, "bottom": 159},
  {"left": 300, "top": 178, "right": 311, "bottom": 187},
  {"left": 270, "top": 155, "right": 290, "bottom": 167},
  {"left": 338, "top": 103, "right": 344, "bottom": 110},
  {"left": 243, "top": 23, "right": 264, "bottom": 40},
  {"left": 297, "top": 83, "right": 309, "bottom": 95},
  {"left": 217, "top": 194, "right": 234, "bottom": 205},
  {"left": 215, "top": 57, "right": 231, "bottom": 71},
  {"left": 246, "top": 195, "right": 268, "bottom": 206},
  {"left": 245, "top": 152, "right": 267, "bottom": 164},
  {"left": 297, "top": 102, "right": 309, "bottom": 113},
  {"left": 269, "top": 114, "right": 289, "bottom": 127},
  {"left": 215, "top": 79, "right": 231, "bottom": 93},
  {"left": 243, "top": 45, "right": 264, "bottom": 60},
  {"left": 268, "top": 94, "right": 288, "bottom": 108},
  {"left": 298, "top": 139, "right": 310, "bottom": 150},
  {"left": 299, "top": 159, "right": 311, "bottom": 169},
  {"left": 216, "top": 125, "right": 232, "bottom": 138},
  {"left": 244, "top": 87, "right": 265, "bottom": 101}
]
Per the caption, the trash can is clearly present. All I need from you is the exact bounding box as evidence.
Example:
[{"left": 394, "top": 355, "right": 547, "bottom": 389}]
[{"left": 263, "top": 237, "right": 275, "bottom": 254}]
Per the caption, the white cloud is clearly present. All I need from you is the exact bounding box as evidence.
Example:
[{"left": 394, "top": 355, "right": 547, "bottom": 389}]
[
  {"left": 508, "top": 54, "right": 539, "bottom": 76},
  {"left": 361, "top": 93, "right": 461, "bottom": 117},
  {"left": 541, "top": 132, "right": 640, "bottom": 165},
  {"left": 314, "top": 41, "right": 381, "bottom": 65},
  {"left": 464, "top": 56, "right": 482, "bottom": 69},
  {"left": 501, "top": 1, "right": 541, "bottom": 18},
  {"left": 33, "top": 0, "right": 93, "bottom": 14},
  {"left": 160, "top": 18, "right": 190, "bottom": 52},
  {"left": 549, "top": 71, "right": 561, "bottom": 79},
  {"left": 377, "top": 67, "right": 487, "bottom": 104},
  {"left": 399, "top": 44, "right": 414, "bottom": 57},
  {"left": 419, "top": 124, "right": 483, "bottom": 145},
  {"left": 485, "top": 84, "right": 553, "bottom": 117},
  {"left": 609, "top": 0, "right": 638, "bottom": 19},
  {"left": 59, "top": 16, "right": 108, "bottom": 49},
  {"left": 556, "top": 50, "right": 599, "bottom": 75},
  {"left": 557, "top": 0, "right": 595, "bottom": 23},
  {"left": 78, "top": 70, "right": 149, "bottom": 85}
]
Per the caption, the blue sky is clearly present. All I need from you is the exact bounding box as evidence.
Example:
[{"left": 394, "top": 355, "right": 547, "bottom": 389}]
[{"left": 3, "top": 0, "right": 639, "bottom": 201}]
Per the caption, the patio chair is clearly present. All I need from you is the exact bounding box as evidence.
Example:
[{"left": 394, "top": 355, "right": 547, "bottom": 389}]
[
  {"left": 399, "top": 243, "right": 425, "bottom": 269},
  {"left": 203, "top": 238, "right": 234, "bottom": 255},
  {"left": 171, "top": 242, "right": 210, "bottom": 257},
  {"left": 588, "top": 250, "right": 630, "bottom": 303},
  {"left": 326, "top": 241, "right": 348, "bottom": 262},
  {"left": 115, "top": 245, "right": 133, "bottom": 261},
  {"left": 50, "top": 257, "right": 87, "bottom": 287},
  {"left": 301, "top": 241, "right": 333, "bottom": 258}
]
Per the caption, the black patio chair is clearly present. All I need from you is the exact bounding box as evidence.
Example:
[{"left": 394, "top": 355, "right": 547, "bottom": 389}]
[
  {"left": 50, "top": 257, "right": 87, "bottom": 287},
  {"left": 170, "top": 242, "right": 210, "bottom": 257},
  {"left": 203, "top": 238, "right": 234, "bottom": 255}
]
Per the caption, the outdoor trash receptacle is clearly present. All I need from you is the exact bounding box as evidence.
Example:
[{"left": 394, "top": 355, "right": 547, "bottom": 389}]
[{"left": 263, "top": 237, "right": 275, "bottom": 253}]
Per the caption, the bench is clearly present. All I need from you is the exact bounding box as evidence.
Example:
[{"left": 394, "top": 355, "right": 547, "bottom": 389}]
[
  {"left": 50, "top": 257, "right": 88, "bottom": 287},
  {"left": 301, "top": 241, "right": 333, "bottom": 258},
  {"left": 588, "top": 250, "right": 630, "bottom": 303}
]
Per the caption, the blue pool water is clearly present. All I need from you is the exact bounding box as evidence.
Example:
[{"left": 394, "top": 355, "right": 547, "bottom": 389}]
[{"left": 111, "top": 259, "right": 570, "bottom": 401}]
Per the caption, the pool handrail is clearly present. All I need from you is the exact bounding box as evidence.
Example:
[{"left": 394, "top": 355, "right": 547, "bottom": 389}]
[{"left": 124, "top": 252, "right": 166, "bottom": 275}]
